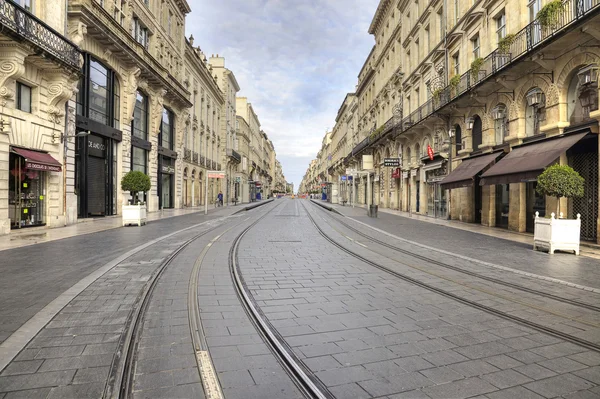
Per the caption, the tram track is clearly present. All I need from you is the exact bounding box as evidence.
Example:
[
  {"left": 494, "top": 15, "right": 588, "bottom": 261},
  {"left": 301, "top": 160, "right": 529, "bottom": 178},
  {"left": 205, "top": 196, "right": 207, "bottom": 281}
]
[
  {"left": 301, "top": 200, "right": 600, "bottom": 354},
  {"left": 311, "top": 202, "right": 600, "bottom": 313},
  {"left": 228, "top": 201, "right": 334, "bottom": 399}
]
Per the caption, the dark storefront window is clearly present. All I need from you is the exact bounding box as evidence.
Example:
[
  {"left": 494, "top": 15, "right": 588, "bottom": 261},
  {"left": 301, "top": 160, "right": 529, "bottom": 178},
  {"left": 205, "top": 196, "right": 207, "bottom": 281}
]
[
  {"left": 160, "top": 108, "right": 174, "bottom": 150},
  {"left": 75, "top": 54, "right": 121, "bottom": 218},
  {"left": 159, "top": 156, "right": 174, "bottom": 208},
  {"left": 526, "top": 181, "right": 546, "bottom": 233},
  {"left": 9, "top": 153, "right": 46, "bottom": 228},
  {"left": 132, "top": 146, "right": 147, "bottom": 173},
  {"left": 495, "top": 184, "right": 509, "bottom": 229}
]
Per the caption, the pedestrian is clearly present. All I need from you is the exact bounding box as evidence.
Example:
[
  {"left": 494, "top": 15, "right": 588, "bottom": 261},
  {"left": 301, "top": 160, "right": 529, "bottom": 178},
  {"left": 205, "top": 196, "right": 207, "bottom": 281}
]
[{"left": 217, "top": 191, "right": 223, "bottom": 207}]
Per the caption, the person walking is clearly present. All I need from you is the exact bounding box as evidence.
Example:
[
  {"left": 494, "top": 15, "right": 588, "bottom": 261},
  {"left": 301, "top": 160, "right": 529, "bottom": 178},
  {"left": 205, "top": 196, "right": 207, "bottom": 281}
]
[{"left": 217, "top": 191, "right": 223, "bottom": 207}]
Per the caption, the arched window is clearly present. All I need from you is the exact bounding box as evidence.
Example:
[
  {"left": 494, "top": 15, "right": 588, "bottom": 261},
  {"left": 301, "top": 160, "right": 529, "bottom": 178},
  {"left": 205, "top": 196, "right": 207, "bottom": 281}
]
[
  {"left": 406, "top": 146, "right": 412, "bottom": 166},
  {"left": 471, "top": 115, "right": 482, "bottom": 150},
  {"left": 77, "top": 55, "right": 120, "bottom": 128},
  {"left": 525, "top": 87, "right": 546, "bottom": 137},
  {"left": 414, "top": 143, "right": 421, "bottom": 161},
  {"left": 131, "top": 90, "right": 148, "bottom": 173},
  {"left": 492, "top": 104, "right": 509, "bottom": 144}
]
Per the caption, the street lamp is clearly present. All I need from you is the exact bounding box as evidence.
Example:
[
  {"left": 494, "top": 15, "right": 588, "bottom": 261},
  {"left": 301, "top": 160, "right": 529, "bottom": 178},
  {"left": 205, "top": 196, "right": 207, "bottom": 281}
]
[
  {"left": 465, "top": 117, "right": 474, "bottom": 130},
  {"left": 577, "top": 64, "right": 599, "bottom": 86}
]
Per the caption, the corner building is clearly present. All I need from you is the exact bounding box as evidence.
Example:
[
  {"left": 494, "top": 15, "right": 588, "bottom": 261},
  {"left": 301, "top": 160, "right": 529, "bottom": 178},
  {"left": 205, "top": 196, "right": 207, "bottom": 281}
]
[
  {"left": 0, "top": 1, "right": 81, "bottom": 234},
  {"left": 317, "top": 0, "right": 600, "bottom": 243},
  {"left": 68, "top": 0, "right": 192, "bottom": 217}
]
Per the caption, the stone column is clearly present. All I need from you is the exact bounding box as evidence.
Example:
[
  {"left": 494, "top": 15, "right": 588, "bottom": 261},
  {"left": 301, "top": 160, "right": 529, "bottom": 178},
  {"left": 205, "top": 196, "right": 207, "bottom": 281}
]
[
  {"left": 0, "top": 124, "right": 9, "bottom": 235},
  {"left": 481, "top": 185, "right": 496, "bottom": 227},
  {"left": 509, "top": 182, "right": 526, "bottom": 232}
]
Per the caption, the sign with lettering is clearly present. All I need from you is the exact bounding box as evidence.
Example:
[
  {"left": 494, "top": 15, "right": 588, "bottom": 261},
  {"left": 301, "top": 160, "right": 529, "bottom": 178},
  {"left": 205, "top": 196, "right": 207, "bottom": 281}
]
[
  {"left": 161, "top": 164, "right": 175, "bottom": 174},
  {"left": 384, "top": 158, "right": 400, "bottom": 167},
  {"left": 25, "top": 162, "right": 62, "bottom": 172},
  {"left": 208, "top": 172, "right": 225, "bottom": 179},
  {"left": 88, "top": 135, "right": 106, "bottom": 158},
  {"left": 402, "top": 171, "right": 409, "bottom": 179}
]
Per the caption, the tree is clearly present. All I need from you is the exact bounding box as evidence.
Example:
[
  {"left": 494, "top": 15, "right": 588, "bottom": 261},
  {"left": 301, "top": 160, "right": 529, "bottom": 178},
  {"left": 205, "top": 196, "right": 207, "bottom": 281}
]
[
  {"left": 121, "top": 171, "right": 151, "bottom": 205},
  {"left": 536, "top": 164, "right": 584, "bottom": 216}
]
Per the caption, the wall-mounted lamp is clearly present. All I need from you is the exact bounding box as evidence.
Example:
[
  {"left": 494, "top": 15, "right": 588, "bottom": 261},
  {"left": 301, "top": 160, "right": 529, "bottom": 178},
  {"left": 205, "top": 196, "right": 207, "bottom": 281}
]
[
  {"left": 577, "top": 64, "right": 599, "bottom": 86},
  {"left": 466, "top": 117, "right": 474, "bottom": 130},
  {"left": 491, "top": 106, "right": 506, "bottom": 120},
  {"left": 62, "top": 130, "right": 90, "bottom": 143},
  {"left": 526, "top": 88, "right": 545, "bottom": 107}
]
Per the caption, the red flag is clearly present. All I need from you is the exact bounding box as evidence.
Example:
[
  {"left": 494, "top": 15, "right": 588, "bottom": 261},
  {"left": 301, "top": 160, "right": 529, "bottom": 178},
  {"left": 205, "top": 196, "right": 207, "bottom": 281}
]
[{"left": 427, "top": 144, "right": 434, "bottom": 161}]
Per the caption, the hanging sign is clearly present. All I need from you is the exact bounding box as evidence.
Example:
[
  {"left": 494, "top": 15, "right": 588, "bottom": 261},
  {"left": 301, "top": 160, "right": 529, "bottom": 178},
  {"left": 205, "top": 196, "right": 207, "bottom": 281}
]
[
  {"left": 208, "top": 172, "right": 225, "bottom": 179},
  {"left": 427, "top": 144, "right": 434, "bottom": 161},
  {"left": 384, "top": 158, "right": 401, "bottom": 167},
  {"left": 392, "top": 168, "right": 401, "bottom": 179}
]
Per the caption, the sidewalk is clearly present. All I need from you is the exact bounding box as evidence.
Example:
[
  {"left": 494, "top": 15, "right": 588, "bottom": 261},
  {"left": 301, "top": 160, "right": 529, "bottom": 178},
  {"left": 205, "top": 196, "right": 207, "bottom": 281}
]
[
  {"left": 0, "top": 204, "right": 241, "bottom": 252},
  {"left": 328, "top": 201, "right": 600, "bottom": 257}
]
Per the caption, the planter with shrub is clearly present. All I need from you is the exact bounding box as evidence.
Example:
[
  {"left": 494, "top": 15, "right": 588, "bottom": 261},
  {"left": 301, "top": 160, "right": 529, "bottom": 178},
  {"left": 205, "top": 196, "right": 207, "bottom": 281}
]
[{"left": 121, "top": 170, "right": 151, "bottom": 226}]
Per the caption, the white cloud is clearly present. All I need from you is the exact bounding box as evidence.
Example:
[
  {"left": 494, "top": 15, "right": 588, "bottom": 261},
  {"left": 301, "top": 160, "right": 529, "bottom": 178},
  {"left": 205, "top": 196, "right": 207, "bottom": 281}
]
[{"left": 186, "top": 0, "right": 379, "bottom": 188}]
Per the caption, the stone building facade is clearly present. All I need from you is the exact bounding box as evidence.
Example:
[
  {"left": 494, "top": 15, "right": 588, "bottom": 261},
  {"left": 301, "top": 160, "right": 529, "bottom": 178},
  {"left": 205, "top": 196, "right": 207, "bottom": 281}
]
[{"left": 302, "top": 0, "right": 600, "bottom": 243}]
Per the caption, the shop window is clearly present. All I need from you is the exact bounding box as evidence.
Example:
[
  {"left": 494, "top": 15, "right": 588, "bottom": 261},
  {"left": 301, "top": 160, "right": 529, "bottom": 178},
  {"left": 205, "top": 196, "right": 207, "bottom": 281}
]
[
  {"left": 77, "top": 55, "right": 120, "bottom": 128},
  {"left": 132, "top": 146, "right": 147, "bottom": 173},
  {"left": 16, "top": 82, "right": 31, "bottom": 113},
  {"left": 9, "top": 153, "right": 46, "bottom": 229}
]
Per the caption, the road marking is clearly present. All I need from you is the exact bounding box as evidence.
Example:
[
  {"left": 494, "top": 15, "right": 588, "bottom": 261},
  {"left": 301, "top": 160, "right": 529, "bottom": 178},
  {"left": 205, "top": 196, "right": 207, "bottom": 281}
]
[{"left": 197, "top": 351, "right": 223, "bottom": 399}]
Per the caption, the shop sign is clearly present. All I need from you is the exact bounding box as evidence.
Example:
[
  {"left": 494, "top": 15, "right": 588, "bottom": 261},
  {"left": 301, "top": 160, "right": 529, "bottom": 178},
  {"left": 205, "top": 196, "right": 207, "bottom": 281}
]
[
  {"left": 208, "top": 172, "right": 225, "bottom": 179},
  {"left": 235, "top": 177, "right": 241, "bottom": 183},
  {"left": 341, "top": 176, "right": 347, "bottom": 181},
  {"left": 402, "top": 171, "right": 409, "bottom": 179},
  {"left": 384, "top": 158, "right": 401, "bottom": 167},
  {"left": 427, "top": 144, "right": 434, "bottom": 161},
  {"left": 88, "top": 135, "right": 106, "bottom": 158},
  {"left": 25, "top": 162, "right": 61, "bottom": 172},
  {"left": 411, "top": 169, "right": 417, "bottom": 177},
  {"left": 392, "top": 168, "right": 401, "bottom": 179},
  {"left": 161, "top": 164, "right": 175, "bottom": 174}
]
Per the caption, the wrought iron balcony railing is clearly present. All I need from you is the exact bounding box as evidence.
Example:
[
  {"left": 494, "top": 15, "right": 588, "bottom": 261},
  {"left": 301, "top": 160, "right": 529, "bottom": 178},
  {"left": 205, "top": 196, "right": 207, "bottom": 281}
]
[
  {"left": 212, "top": 160, "right": 217, "bottom": 170},
  {"left": 358, "top": 0, "right": 600, "bottom": 155},
  {"left": 192, "top": 152, "right": 198, "bottom": 164},
  {"left": 184, "top": 148, "right": 192, "bottom": 162},
  {"left": 200, "top": 155, "right": 205, "bottom": 166},
  {"left": 226, "top": 148, "right": 242, "bottom": 163},
  {"left": 0, "top": 0, "right": 81, "bottom": 70},
  {"left": 217, "top": 163, "right": 221, "bottom": 170}
]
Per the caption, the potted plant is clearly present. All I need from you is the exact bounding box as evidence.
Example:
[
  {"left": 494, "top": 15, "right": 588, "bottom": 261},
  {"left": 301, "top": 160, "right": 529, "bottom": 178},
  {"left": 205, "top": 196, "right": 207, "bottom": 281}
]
[
  {"left": 121, "top": 170, "right": 151, "bottom": 226},
  {"left": 533, "top": 164, "right": 585, "bottom": 255},
  {"left": 537, "top": 0, "right": 563, "bottom": 29},
  {"left": 470, "top": 58, "right": 484, "bottom": 82},
  {"left": 449, "top": 75, "right": 461, "bottom": 96},
  {"left": 498, "top": 34, "right": 516, "bottom": 53}
]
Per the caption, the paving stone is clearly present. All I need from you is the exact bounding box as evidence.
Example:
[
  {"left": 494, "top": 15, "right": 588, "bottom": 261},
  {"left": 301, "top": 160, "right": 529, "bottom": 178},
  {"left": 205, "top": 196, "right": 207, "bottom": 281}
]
[
  {"left": 46, "top": 382, "right": 104, "bottom": 399},
  {"left": 455, "top": 342, "right": 514, "bottom": 360},
  {"left": 316, "top": 365, "right": 374, "bottom": 386},
  {"left": 421, "top": 377, "right": 498, "bottom": 398},
  {"left": 333, "top": 347, "right": 396, "bottom": 366},
  {"left": 328, "top": 382, "right": 371, "bottom": 399},
  {"left": 33, "top": 345, "right": 86, "bottom": 359},
  {"left": 524, "top": 373, "right": 596, "bottom": 397},
  {"left": 568, "top": 351, "right": 600, "bottom": 367},
  {"left": 302, "top": 355, "right": 342, "bottom": 372},
  {"left": 37, "top": 354, "right": 113, "bottom": 372},
  {"left": 486, "top": 386, "right": 545, "bottom": 399},
  {"left": 420, "top": 366, "right": 464, "bottom": 384},
  {"left": 506, "top": 350, "right": 547, "bottom": 365},
  {"left": 562, "top": 390, "right": 600, "bottom": 399},
  {"left": 529, "top": 343, "right": 587, "bottom": 359},
  {"left": 359, "top": 373, "right": 434, "bottom": 397},
  {"left": 299, "top": 342, "right": 344, "bottom": 358},
  {"left": 387, "top": 389, "right": 432, "bottom": 398},
  {"left": 0, "top": 360, "right": 43, "bottom": 376},
  {"left": 573, "top": 365, "right": 600, "bottom": 384},
  {"left": 3, "top": 388, "right": 52, "bottom": 398},
  {"left": 132, "top": 382, "right": 206, "bottom": 399},
  {"left": 537, "top": 357, "right": 588, "bottom": 374},
  {"left": 480, "top": 368, "right": 533, "bottom": 389},
  {"left": 394, "top": 356, "right": 435, "bottom": 372},
  {"left": 0, "top": 370, "right": 75, "bottom": 392},
  {"left": 513, "top": 364, "right": 557, "bottom": 380},
  {"left": 422, "top": 349, "right": 469, "bottom": 366},
  {"left": 72, "top": 366, "right": 110, "bottom": 385}
]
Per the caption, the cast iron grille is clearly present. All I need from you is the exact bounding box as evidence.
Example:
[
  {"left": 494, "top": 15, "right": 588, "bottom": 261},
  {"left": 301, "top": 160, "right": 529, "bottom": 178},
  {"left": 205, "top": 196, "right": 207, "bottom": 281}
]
[
  {"left": 569, "top": 151, "right": 598, "bottom": 241},
  {"left": 0, "top": 0, "right": 81, "bottom": 70}
]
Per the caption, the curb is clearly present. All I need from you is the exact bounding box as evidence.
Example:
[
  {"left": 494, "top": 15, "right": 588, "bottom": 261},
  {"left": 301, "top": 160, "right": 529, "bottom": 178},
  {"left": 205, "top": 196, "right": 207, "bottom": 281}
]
[
  {"left": 233, "top": 198, "right": 275, "bottom": 214},
  {"left": 309, "top": 199, "right": 344, "bottom": 215}
]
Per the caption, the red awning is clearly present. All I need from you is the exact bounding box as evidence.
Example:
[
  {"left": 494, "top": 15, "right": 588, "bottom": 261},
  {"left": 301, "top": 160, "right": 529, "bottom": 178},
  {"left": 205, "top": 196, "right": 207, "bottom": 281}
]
[{"left": 11, "top": 147, "right": 62, "bottom": 172}]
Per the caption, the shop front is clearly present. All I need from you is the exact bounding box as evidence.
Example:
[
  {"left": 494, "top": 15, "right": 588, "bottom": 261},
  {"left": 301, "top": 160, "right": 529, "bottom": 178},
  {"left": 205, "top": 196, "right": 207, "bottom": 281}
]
[
  {"left": 75, "top": 118, "right": 121, "bottom": 218},
  {"left": 9, "top": 147, "right": 62, "bottom": 229},
  {"left": 159, "top": 155, "right": 175, "bottom": 209},
  {"left": 423, "top": 157, "right": 448, "bottom": 218}
]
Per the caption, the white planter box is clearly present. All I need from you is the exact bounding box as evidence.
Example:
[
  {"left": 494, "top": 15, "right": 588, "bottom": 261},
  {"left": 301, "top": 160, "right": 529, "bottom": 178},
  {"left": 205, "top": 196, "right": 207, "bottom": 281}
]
[
  {"left": 533, "top": 212, "right": 581, "bottom": 255},
  {"left": 122, "top": 204, "right": 147, "bottom": 226}
]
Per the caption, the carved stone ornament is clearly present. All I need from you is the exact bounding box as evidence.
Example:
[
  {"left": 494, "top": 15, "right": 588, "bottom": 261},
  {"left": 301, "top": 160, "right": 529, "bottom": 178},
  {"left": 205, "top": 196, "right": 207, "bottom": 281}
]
[
  {"left": 46, "top": 71, "right": 80, "bottom": 124},
  {"left": 124, "top": 67, "right": 142, "bottom": 122},
  {"left": 151, "top": 89, "right": 168, "bottom": 134},
  {"left": 509, "top": 100, "right": 520, "bottom": 120},
  {"left": 0, "top": 56, "right": 26, "bottom": 107},
  {"left": 68, "top": 22, "right": 87, "bottom": 47},
  {"left": 545, "top": 83, "right": 560, "bottom": 107}
]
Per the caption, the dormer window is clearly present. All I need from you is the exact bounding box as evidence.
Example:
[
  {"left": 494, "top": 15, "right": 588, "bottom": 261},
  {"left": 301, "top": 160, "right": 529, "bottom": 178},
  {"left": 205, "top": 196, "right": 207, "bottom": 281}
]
[{"left": 132, "top": 18, "right": 149, "bottom": 49}]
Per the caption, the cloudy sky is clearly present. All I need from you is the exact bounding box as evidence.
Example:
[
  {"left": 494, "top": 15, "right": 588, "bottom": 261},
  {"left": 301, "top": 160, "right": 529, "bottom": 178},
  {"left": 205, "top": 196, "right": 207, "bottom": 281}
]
[{"left": 186, "top": 0, "right": 380, "bottom": 191}]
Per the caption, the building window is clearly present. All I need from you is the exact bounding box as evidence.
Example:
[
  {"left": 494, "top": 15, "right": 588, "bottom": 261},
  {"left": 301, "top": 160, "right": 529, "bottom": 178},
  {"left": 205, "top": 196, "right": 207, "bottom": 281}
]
[
  {"left": 132, "top": 146, "right": 147, "bottom": 173},
  {"left": 16, "top": 82, "right": 31, "bottom": 113},
  {"left": 471, "top": 34, "right": 480, "bottom": 60},
  {"left": 496, "top": 11, "right": 506, "bottom": 45},
  {"left": 168, "top": 11, "right": 173, "bottom": 36},
  {"left": 159, "top": 108, "right": 174, "bottom": 150},
  {"left": 16, "top": 0, "right": 33, "bottom": 12},
  {"left": 132, "top": 18, "right": 149, "bottom": 49},
  {"left": 113, "top": 0, "right": 125, "bottom": 25},
  {"left": 132, "top": 91, "right": 148, "bottom": 140},
  {"left": 425, "top": 26, "right": 430, "bottom": 54},
  {"left": 528, "top": 0, "right": 541, "bottom": 22},
  {"left": 76, "top": 55, "right": 120, "bottom": 128},
  {"left": 438, "top": 8, "right": 444, "bottom": 39},
  {"left": 452, "top": 52, "right": 460, "bottom": 76}
]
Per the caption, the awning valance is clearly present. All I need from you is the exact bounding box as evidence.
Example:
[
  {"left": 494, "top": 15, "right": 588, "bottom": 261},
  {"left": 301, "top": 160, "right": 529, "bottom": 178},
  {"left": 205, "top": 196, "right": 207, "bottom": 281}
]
[
  {"left": 480, "top": 132, "right": 588, "bottom": 186},
  {"left": 11, "top": 147, "right": 62, "bottom": 172},
  {"left": 440, "top": 152, "right": 503, "bottom": 190}
]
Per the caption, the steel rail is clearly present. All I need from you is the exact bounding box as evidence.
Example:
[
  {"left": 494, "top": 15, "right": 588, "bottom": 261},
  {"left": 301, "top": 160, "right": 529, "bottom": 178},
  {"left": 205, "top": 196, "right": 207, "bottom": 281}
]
[
  {"left": 302, "top": 201, "right": 600, "bottom": 354},
  {"left": 229, "top": 202, "right": 335, "bottom": 399},
  {"left": 311, "top": 202, "right": 600, "bottom": 313}
]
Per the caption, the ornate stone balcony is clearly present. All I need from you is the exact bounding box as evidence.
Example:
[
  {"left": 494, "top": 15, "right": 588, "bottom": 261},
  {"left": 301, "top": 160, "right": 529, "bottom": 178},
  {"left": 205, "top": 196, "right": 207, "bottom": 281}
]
[
  {"left": 0, "top": 0, "right": 81, "bottom": 71},
  {"left": 226, "top": 148, "right": 241, "bottom": 163}
]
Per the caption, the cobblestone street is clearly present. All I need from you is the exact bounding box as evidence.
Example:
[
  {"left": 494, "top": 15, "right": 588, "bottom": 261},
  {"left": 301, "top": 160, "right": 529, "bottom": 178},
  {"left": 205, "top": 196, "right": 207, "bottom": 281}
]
[{"left": 1, "top": 198, "right": 599, "bottom": 398}]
